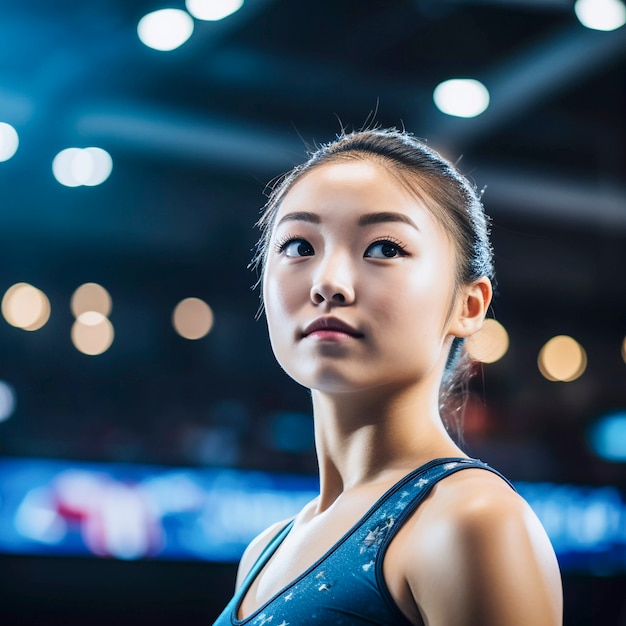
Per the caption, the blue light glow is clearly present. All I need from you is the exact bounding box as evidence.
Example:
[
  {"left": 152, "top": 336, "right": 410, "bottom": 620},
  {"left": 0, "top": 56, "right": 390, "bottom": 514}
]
[
  {"left": 0, "top": 380, "right": 16, "bottom": 422},
  {"left": 2, "top": 457, "right": 626, "bottom": 573},
  {"left": 588, "top": 411, "right": 626, "bottom": 461}
]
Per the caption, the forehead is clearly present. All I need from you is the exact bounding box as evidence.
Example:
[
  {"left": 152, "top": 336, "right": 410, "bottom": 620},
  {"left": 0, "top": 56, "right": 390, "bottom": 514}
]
[{"left": 275, "top": 159, "right": 435, "bottom": 224}]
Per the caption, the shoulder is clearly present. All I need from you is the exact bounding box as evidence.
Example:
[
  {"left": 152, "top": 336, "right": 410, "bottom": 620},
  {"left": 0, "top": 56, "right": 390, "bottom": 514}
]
[
  {"left": 398, "top": 468, "right": 562, "bottom": 626},
  {"left": 235, "top": 517, "right": 293, "bottom": 591}
]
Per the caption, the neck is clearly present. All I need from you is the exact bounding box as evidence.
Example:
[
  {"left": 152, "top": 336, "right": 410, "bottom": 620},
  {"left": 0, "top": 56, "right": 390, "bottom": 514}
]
[{"left": 311, "top": 382, "right": 465, "bottom": 510}]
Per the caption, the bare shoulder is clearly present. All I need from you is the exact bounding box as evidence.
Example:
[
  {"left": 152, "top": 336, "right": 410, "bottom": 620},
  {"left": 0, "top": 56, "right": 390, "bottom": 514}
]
[
  {"left": 401, "top": 468, "right": 563, "bottom": 626},
  {"left": 235, "top": 517, "right": 293, "bottom": 591}
]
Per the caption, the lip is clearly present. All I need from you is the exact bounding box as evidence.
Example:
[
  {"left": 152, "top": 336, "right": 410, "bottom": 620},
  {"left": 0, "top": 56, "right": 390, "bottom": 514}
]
[{"left": 302, "top": 317, "right": 363, "bottom": 339}]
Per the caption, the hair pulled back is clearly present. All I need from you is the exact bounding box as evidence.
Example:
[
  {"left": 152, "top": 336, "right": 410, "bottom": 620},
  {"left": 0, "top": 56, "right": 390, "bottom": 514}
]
[{"left": 252, "top": 128, "right": 494, "bottom": 439}]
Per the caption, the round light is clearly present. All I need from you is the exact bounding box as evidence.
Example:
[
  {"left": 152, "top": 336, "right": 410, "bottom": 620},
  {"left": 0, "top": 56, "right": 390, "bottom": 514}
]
[
  {"left": 78, "top": 311, "right": 107, "bottom": 326},
  {"left": 186, "top": 0, "right": 244, "bottom": 21},
  {"left": 465, "top": 318, "right": 509, "bottom": 364},
  {"left": 71, "top": 316, "right": 114, "bottom": 355},
  {"left": 74, "top": 148, "right": 112, "bottom": 186},
  {"left": 1, "top": 283, "right": 51, "bottom": 331},
  {"left": 71, "top": 283, "right": 112, "bottom": 318},
  {"left": 588, "top": 411, "right": 626, "bottom": 461},
  {"left": 433, "top": 78, "right": 490, "bottom": 118},
  {"left": 575, "top": 0, "right": 626, "bottom": 32},
  {"left": 621, "top": 336, "right": 626, "bottom": 363},
  {"left": 137, "top": 9, "right": 194, "bottom": 51},
  {"left": 538, "top": 335, "right": 587, "bottom": 382},
  {"left": 0, "top": 122, "right": 19, "bottom": 162},
  {"left": 172, "top": 298, "right": 214, "bottom": 340},
  {"left": 0, "top": 380, "right": 16, "bottom": 423},
  {"left": 53, "top": 148, "right": 82, "bottom": 187},
  {"left": 53, "top": 148, "right": 112, "bottom": 187}
]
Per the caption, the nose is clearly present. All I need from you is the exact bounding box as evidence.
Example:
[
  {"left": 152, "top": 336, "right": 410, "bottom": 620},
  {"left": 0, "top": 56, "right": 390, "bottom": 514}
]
[{"left": 310, "top": 253, "right": 356, "bottom": 306}]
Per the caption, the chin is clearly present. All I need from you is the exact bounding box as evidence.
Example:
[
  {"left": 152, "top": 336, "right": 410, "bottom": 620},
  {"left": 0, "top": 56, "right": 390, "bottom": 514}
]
[{"left": 285, "top": 366, "right": 373, "bottom": 395}]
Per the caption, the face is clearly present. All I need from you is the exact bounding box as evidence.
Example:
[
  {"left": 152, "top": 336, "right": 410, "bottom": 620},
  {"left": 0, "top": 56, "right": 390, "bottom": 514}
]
[{"left": 263, "top": 159, "right": 466, "bottom": 395}]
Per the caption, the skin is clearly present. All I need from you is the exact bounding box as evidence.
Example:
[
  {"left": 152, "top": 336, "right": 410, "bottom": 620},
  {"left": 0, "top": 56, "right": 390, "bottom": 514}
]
[{"left": 235, "top": 159, "right": 563, "bottom": 625}]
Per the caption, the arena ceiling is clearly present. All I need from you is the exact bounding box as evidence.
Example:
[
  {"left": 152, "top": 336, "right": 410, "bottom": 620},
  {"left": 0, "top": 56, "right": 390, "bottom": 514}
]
[{"left": 0, "top": 0, "right": 625, "bottom": 482}]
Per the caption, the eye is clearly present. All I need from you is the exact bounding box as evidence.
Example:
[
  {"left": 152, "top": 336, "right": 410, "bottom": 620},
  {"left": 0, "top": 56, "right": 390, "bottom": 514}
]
[
  {"left": 279, "top": 238, "right": 315, "bottom": 257},
  {"left": 365, "top": 240, "right": 406, "bottom": 259}
]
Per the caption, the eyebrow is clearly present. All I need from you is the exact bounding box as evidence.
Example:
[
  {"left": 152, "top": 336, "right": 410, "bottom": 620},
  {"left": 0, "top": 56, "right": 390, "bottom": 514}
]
[
  {"left": 276, "top": 211, "right": 321, "bottom": 227},
  {"left": 276, "top": 211, "right": 419, "bottom": 231},
  {"left": 357, "top": 211, "right": 420, "bottom": 231}
]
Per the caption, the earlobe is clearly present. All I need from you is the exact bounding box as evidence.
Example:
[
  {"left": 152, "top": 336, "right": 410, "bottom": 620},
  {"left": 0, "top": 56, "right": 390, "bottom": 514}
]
[{"left": 450, "top": 277, "right": 493, "bottom": 338}]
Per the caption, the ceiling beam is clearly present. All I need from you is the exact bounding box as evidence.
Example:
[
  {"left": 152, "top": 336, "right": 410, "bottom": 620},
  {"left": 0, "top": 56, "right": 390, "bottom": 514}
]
[
  {"left": 421, "top": 24, "right": 626, "bottom": 150},
  {"left": 75, "top": 105, "right": 626, "bottom": 230}
]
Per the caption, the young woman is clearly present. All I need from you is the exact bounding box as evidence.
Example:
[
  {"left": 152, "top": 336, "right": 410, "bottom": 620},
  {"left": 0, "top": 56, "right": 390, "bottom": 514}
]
[{"left": 214, "top": 128, "right": 562, "bottom": 626}]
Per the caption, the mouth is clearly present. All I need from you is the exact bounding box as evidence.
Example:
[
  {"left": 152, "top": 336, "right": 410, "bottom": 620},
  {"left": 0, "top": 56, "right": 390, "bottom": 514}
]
[{"left": 301, "top": 317, "right": 364, "bottom": 339}]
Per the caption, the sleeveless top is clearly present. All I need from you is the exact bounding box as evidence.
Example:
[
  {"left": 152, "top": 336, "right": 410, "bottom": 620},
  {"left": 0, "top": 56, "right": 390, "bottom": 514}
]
[{"left": 213, "top": 457, "right": 514, "bottom": 626}]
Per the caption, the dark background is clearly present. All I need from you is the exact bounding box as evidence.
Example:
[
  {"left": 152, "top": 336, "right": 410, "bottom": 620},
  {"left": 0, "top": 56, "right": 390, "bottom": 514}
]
[{"left": 0, "top": 0, "right": 625, "bottom": 623}]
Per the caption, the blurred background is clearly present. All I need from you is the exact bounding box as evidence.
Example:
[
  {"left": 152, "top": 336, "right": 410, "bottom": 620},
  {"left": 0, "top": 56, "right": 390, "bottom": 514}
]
[{"left": 0, "top": 0, "right": 625, "bottom": 624}]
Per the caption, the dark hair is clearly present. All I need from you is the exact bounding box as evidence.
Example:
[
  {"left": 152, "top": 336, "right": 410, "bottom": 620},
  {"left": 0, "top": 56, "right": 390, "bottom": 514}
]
[{"left": 252, "top": 128, "right": 494, "bottom": 439}]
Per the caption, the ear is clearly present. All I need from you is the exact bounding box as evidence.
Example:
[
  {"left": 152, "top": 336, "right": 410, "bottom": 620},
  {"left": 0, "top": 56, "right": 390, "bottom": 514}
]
[{"left": 448, "top": 276, "right": 492, "bottom": 338}]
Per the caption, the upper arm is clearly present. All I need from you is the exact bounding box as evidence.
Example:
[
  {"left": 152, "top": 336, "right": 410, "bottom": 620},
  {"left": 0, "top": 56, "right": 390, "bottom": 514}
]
[
  {"left": 405, "top": 480, "right": 562, "bottom": 626},
  {"left": 235, "top": 518, "right": 292, "bottom": 591}
]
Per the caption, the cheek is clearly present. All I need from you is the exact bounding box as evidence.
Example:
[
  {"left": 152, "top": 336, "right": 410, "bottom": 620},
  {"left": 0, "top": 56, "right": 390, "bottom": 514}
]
[
  {"left": 377, "top": 260, "right": 455, "bottom": 331},
  {"left": 262, "top": 265, "right": 304, "bottom": 346},
  {"left": 264, "top": 267, "right": 295, "bottom": 318}
]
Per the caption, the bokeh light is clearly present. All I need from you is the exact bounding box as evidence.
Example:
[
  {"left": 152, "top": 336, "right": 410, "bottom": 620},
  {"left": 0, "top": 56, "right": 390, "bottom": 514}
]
[
  {"left": 71, "top": 283, "right": 112, "bottom": 318},
  {"left": 621, "top": 336, "right": 626, "bottom": 363},
  {"left": 137, "top": 9, "right": 194, "bottom": 51},
  {"left": 52, "top": 147, "right": 112, "bottom": 187},
  {"left": 575, "top": 0, "right": 626, "bottom": 32},
  {"left": 71, "top": 316, "right": 114, "bottom": 355},
  {"left": 465, "top": 318, "right": 509, "bottom": 364},
  {"left": 0, "top": 380, "right": 16, "bottom": 423},
  {"left": 0, "top": 122, "right": 19, "bottom": 162},
  {"left": 172, "top": 298, "right": 214, "bottom": 340},
  {"left": 588, "top": 411, "right": 626, "bottom": 461},
  {"left": 186, "top": 0, "right": 244, "bottom": 21},
  {"left": 538, "top": 335, "right": 587, "bottom": 382},
  {"left": 433, "top": 78, "right": 490, "bottom": 118},
  {"left": 1, "top": 283, "right": 51, "bottom": 331}
]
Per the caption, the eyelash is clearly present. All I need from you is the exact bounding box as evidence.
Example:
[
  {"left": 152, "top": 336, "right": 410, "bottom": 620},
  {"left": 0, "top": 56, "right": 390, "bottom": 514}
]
[
  {"left": 273, "top": 235, "right": 409, "bottom": 256},
  {"left": 366, "top": 236, "right": 409, "bottom": 256},
  {"left": 274, "top": 234, "right": 307, "bottom": 254}
]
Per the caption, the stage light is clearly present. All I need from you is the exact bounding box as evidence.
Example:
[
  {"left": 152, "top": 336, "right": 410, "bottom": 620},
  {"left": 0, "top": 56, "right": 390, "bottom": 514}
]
[
  {"left": 433, "top": 79, "right": 490, "bottom": 118},
  {"left": 71, "top": 283, "right": 112, "bottom": 318},
  {"left": 538, "top": 335, "right": 587, "bottom": 382},
  {"left": 575, "top": 0, "right": 626, "bottom": 32},
  {"left": 465, "top": 318, "right": 509, "bottom": 363},
  {"left": 71, "top": 316, "right": 114, "bottom": 355},
  {"left": 173, "top": 298, "right": 214, "bottom": 340},
  {"left": 52, "top": 147, "right": 112, "bottom": 187},
  {"left": 79, "top": 148, "right": 112, "bottom": 186},
  {"left": 186, "top": 0, "right": 244, "bottom": 21},
  {"left": 52, "top": 148, "right": 81, "bottom": 187},
  {"left": 1, "top": 283, "right": 51, "bottom": 331},
  {"left": 0, "top": 380, "right": 16, "bottom": 423},
  {"left": 77, "top": 312, "right": 107, "bottom": 326},
  {"left": 137, "top": 9, "right": 194, "bottom": 51},
  {"left": 588, "top": 411, "right": 626, "bottom": 461},
  {"left": 0, "top": 122, "right": 19, "bottom": 162}
]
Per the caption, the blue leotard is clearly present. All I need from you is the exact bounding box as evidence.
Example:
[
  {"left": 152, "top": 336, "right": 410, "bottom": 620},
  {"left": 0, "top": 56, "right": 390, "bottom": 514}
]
[{"left": 213, "top": 457, "right": 514, "bottom": 626}]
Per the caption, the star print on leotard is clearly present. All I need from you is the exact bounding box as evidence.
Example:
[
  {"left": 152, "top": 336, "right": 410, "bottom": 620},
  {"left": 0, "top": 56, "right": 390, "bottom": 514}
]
[{"left": 360, "top": 515, "right": 395, "bottom": 555}]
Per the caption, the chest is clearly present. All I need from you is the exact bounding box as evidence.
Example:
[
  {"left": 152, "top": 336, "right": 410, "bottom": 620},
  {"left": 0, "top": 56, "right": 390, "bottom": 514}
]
[{"left": 238, "top": 486, "right": 399, "bottom": 619}]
